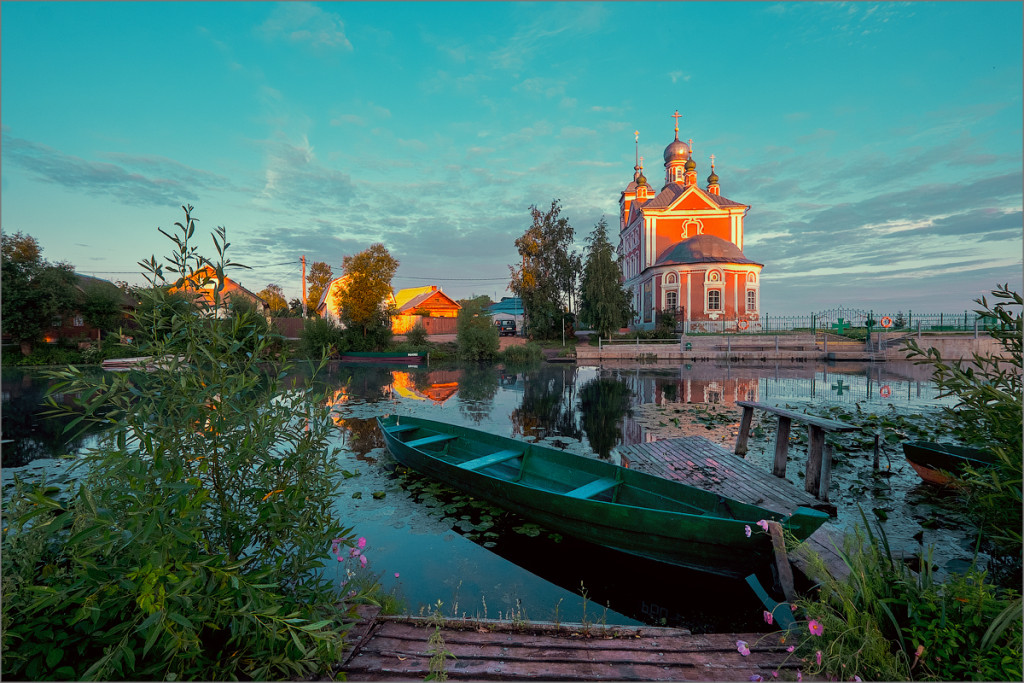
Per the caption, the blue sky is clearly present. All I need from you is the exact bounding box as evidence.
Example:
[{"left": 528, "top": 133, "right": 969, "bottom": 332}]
[{"left": 2, "top": 1, "right": 1021, "bottom": 314}]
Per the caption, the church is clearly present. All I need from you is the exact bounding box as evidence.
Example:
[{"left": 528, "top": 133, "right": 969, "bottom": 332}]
[{"left": 618, "top": 112, "right": 763, "bottom": 332}]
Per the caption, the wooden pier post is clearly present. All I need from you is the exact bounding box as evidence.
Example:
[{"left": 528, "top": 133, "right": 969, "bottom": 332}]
[
  {"left": 772, "top": 416, "right": 792, "bottom": 477},
  {"left": 735, "top": 405, "right": 754, "bottom": 455},
  {"left": 804, "top": 426, "right": 826, "bottom": 496}
]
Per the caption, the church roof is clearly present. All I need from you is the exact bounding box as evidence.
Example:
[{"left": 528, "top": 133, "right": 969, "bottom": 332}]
[
  {"left": 643, "top": 183, "right": 747, "bottom": 210},
  {"left": 654, "top": 234, "right": 763, "bottom": 267}
]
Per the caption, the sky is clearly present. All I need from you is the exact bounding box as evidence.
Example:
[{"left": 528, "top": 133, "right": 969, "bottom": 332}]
[{"left": 2, "top": 1, "right": 1021, "bottom": 315}]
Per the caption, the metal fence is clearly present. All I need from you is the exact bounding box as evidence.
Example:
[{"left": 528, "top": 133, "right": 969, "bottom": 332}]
[{"left": 682, "top": 308, "right": 997, "bottom": 335}]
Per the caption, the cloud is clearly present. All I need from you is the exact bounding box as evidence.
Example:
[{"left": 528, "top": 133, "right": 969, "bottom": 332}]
[
  {"left": 1, "top": 132, "right": 228, "bottom": 206},
  {"left": 257, "top": 2, "right": 353, "bottom": 51},
  {"left": 669, "top": 71, "right": 691, "bottom": 84},
  {"left": 253, "top": 133, "right": 355, "bottom": 213}
]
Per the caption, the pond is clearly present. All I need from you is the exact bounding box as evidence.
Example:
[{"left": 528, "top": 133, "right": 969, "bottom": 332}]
[{"left": 1, "top": 359, "right": 971, "bottom": 633}]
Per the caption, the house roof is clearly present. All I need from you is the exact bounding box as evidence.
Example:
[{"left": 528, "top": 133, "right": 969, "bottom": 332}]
[
  {"left": 487, "top": 298, "right": 524, "bottom": 316},
  {"left": 654, "top": 234, "right": 763, "bottom": 267},
  {"left": 395, "top": 287, "right": 461, "bottom": 313},
  {"left": 168, "top": 265, "right": 269, "bottom": 309},
  {"left": 74, "top": 274, "right": 137, "bottom": 307}
]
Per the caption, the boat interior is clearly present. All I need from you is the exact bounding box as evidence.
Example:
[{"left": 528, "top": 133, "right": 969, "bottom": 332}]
[{"left": 381, "top": 419, "right": 740, "bottom": 518}]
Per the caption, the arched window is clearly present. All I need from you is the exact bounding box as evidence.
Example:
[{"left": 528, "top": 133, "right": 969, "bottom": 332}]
[
  {"left": 708, "top": 290, "right": 721, "bottom": 311},
  {"left": 666, "top": 291, "right": 678, "bottom": 311},
  {"left": 746, "top": 290, "right": 757, "bottom": 312}
]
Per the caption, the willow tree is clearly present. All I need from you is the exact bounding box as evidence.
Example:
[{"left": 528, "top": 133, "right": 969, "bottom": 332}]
[
  {"left": 579, "top": 217, "right": 633, "bottom": 338},
  {"left": 509, "top": 199, "right": 580, "bottom": 339}
]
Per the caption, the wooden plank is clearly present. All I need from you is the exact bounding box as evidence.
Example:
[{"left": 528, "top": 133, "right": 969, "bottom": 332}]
[
  {"left": 406, "top": 434, "right": 457, "bottom": 448},
  {"left": 736, "top": 400, "right": 858, "bottom": 432},
  {"left": 564, "top": 477, "right": 619, "bottom": 499},
  {"left": 734, "top": 405, "right": 754, "bottom": 455},
  {"left": 772, "top": 416, "right": 792, "bottom": 478},
  {"left": 805, "top": 426, "right": 826, "bottom": 496}
]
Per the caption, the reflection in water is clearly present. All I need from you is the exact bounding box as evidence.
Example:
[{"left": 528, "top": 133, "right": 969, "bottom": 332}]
[
  {"left": 578, "top": 375, "right": 633, "bottom": 459},
  {"left": 510, "top": 365, "right": 581, "bottom": 442},
  {"left": 456, "top": 365, "right": 499, "bottom": 424}
]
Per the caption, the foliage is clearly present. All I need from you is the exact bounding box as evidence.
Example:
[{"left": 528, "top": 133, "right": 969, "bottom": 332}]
[
  {"left": 456, "top": 298, "right": 499, "bottom": 361},
  {"left": 904, "top": 283, "right": 1023, "bottom": 552},
  {"left": 791, "top": 512, "right": 1021, "bottom": 682},
  {"left": 257, "top": 283, "right": 289, "bottom": 314},
  {"left": 499, "top": 342, "right": 543, "bottom": 366},
  {"left": 338, "top": 244, "right": 400, "bottom": 343},
  {"left": 77, "top": 278, "right": 128, "bottom": 336},
  {"left": 300, "top": 316, "right": 346, "bottom": 358},
  {"left": 1, "top": 230, "right": 79, "bottom": 354},
  {"left": 406, "top": 323, "right": 430, "bottom": 348},
  {"left": 579, "top": 217, "right": 633, "bottom": 337},
  {"left": 305, "top": 260, "right": 334, "bottom": 314},
  {"left": 130, "top": 287, "right": 193, "bottom": 347},
  {"left": 0, "top": 206, "right": 356, "bottom": 681},
  {"left": 656, "top": 308, "right": 678, "bottom": 336},
  {"left": 509, "top": 199, "right": 581, "bottom": 339}
]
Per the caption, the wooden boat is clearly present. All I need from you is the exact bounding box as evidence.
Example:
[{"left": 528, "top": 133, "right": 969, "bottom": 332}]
[
  {"left": 902, "top": 441, "right": 996, "bottom": 485},
  {"left": 377, "top": 415, "right": 830, "bottom": 577},
  {"left": 338, "top": 351, "right": 426, "bottom": 364}
]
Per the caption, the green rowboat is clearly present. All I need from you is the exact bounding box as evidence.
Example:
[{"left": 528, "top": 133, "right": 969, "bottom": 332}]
[{"left": 377, "top": 415, "right": 829, "bottom": 577}]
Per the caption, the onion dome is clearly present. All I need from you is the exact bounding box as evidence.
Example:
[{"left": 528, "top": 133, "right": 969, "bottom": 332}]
[
  {"left": 663, "top": 138, "right": 691, "bottom": 164},
  {"left": 707, "top": 169, "right": 719, "bottom": 184},
  {"left": 685, "top": 156, "right": 696, "bottom": 171},
  {"left": 637, "top": 171, "right": 647, "bottom": 186}
]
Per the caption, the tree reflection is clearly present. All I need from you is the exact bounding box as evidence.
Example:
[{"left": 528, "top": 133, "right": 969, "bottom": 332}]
[
  {"left": 457, "top": 364, "right": 499, "bottom": 423},
  {"left": 510, "top": 365, "right": 581, "bottom": 441},
  {"left": 2, "top": 370, "right": 98, "bottom": 467},
  {"left": 578, "top": 375, "right": 633, "bottom": 459}
]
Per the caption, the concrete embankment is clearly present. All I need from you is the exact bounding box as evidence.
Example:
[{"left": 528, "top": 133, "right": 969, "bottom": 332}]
[{"left": 575, "top": 332, "right": 1007, "bottom": 363}]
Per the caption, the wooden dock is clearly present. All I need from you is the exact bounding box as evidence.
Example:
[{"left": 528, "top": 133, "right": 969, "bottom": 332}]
[
  {"left": 340, "top": 606, "right": 799, "bottom": 681},
  {"left": 616, "top": 436, "right": 834, "bottom": 516}
]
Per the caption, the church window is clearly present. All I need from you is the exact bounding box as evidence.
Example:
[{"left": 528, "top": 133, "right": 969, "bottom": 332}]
[
  {"left": 746, "top": 290, "right": 757, "bottom": 312},
  {"left": 707, "top": 290, "right": 721, "bottom": 311},
  {"left": 666, "top": 291, "right": 678, "bottom": 311},
  {"left": 73, "top": 315, "right": 84, "bottom": 327}
]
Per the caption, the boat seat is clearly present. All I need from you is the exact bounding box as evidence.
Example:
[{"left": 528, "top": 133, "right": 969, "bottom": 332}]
[
  {"left": 406, "top": 434, "right": 458, "bottom": 449},
  {"left": 458, "top": 449, "right": 522, "bottom": 472},
  {"left": 385, "top": 424, "right": 420, "bottom": 435},
  {"left": 565, "top": 477, "right": 619, "bottom": 499}
]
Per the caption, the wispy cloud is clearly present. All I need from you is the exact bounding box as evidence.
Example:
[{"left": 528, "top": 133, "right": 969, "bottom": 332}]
[
  {"left": 256, "top": 2, "right": 353, "bottom": 51},
  {"left": 253, "top": 133, "right": 355, "bottom": 213},
  {"left": 1, "top": 132, "right": 228, "bottom": 206}
]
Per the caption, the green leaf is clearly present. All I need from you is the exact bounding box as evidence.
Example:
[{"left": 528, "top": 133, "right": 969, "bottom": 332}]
[{"left": 45, "top": 647, "right": 64, "bottom": 669}]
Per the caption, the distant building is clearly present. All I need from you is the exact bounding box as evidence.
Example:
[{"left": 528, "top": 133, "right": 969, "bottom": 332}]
[
  {"left": 316, "top": 275, "right": 398, "bottom": 327},
  {"left": 167, "top": 265, "right": 269, "bottom": 317},
  {"left": 618, "top": 112, "right": 763, "bottom": 331},
  {"left": 391, "top": 286, "right": 461, "bottom": 334},
  {"left": 486, "top": 297, "right": 524, "bottom": 334}
]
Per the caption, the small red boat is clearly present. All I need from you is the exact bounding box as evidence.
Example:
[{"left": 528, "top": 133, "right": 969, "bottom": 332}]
[{"left": 902, "top": 441, "right": 996, "bottom": 485}]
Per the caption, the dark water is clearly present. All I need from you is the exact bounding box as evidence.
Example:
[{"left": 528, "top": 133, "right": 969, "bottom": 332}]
[{"left": 1, "top": 360, "right": 963, "bottom": 632}]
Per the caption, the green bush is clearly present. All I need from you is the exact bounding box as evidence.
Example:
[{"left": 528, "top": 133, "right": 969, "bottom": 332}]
[
  {"left": 300, "top": 316, "right": 345, "bottom": 358},
  {"left": 406, "top": 323, "right": 429, "bottom": 348},
  {"left": 457, "top": 302, "right": 498, "bottom": 361},
  {"left": 1, "top": 206, "right": 358, "bottom": 681},
  {"left": 499, "top": 342, "right": 543, "bottom": 365}
]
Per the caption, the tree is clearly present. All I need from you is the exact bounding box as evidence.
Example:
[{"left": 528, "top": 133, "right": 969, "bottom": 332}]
[
  {"left": 288, "top": 297, "right": 305, "bottom": 316},
  {"left": 1, "top": 231, "right": 78, "bottom": 354},
  {"left": 456, "top": 297, "right": 499, "bottom": 361},
  {"left": 338, "top": 244, "right": 399, "bottom": 343},
  {"left": 77, "top": 278, "right": 127, "bottom": 337},
  {"left": 305, "top": 261, "right": 333, "bottom": 314},
  {"left": 579, "top": 217, "right": 634, "bottom": 338},
  {"left": 257, "top": 283, "right": 289, "bottom": 315},
  {"left": 508, "top": 199, "right": 580, "bottom": 339}
]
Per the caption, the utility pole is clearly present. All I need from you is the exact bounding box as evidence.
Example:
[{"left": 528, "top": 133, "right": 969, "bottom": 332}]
[{"left": 301, "top": 255, "right": 308, "bottom": 318}]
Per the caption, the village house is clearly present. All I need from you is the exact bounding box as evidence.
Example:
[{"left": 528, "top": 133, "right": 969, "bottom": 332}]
[
  {"left": 167, "top": 265, "right": 270, "bottom": 317},
  {"left": 41, "top": 274, "right": 137, "bottom": 344},
  {"left": 619, "top": 112, "right": 764, "bottom": 332},
  {"left": 391, "top": 286, "right": 461, "bottom": 335}
]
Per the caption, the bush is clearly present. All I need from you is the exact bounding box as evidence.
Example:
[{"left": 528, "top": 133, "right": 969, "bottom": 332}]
[
  {"left": 300, "top": 316, "right": 345, "bottom": 358},
  {"left": 406, "top": 323, "right": 429, "bottom": 348},
  {"left": 457, "top": 302, "right": 498, "bottom": 361},
  {"left": 0, "top": 206, "right": 358, "bottom": 680},
  {"left": 499, "top": 342, "right": 543, "bottom": 365}
]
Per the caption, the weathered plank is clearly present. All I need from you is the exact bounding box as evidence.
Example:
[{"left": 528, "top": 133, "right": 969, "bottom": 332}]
[{"left": 341, "top": 611, "right": 800, "bottom": 681}]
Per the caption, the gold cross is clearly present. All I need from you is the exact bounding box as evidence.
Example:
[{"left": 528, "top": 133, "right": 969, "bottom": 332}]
[
  {"left": 709, "top": 153, "right": 715, "bottom": 167},
  {"left": 672, "top": 110, "right": 681, "bottom": 134}
]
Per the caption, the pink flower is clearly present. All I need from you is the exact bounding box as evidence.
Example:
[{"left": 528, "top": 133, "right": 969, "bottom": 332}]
[
  {"left": 791, "top": 603, "right": 798, "bottom": 612},
  {"left": 816, "top": 650, "right": 822, "bottom": 666},
  {"left": 349, "top": 547, "right": 361, "bottom": 558},
  {"left": 797, "top": 671, "right": 802, "bottom": 682},
  {"left": 749, "top": 676, "right": 763, "bottom": 682},
  {"left": 744, "top": 525, "right": 752, "bottom": 538},
  {"left": 394, "top": 572, "right": 400, "bottom": 578},
  {"left": 786, "top": 646, "right": 795, "bottom": 653},
  {"left": 756, "top": 519, "right": 770, "bottom": 532},
  {"left": 359, "top": 554, "right": 368, "bottom": 568},
  {"left": 771, "top": 671, "right": 778, "bottom": 679},
  {"left": 809, "top": 620, "right": 824, "bottom": 636},
  {"left": 737, "top": 640, "right": 751, "bottom": 656},
  {"left": 763, "top": 610, "right": 773, "bottom": 625},
  {"left": 852, "top": 677, "right": 861, "bottom": 682},
  {"left": 357, "top": 537, "right": 367, "bottom": 549},
  {"left": 336, "top": 555, "right": 344, "bottom": 562}
]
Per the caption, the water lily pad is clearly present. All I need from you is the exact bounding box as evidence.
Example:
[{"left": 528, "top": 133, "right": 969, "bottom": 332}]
[{"left": 372, "top": 491, "right": 386, "bottom": 499}]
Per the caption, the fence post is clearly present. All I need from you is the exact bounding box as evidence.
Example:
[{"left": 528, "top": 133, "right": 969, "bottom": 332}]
[
  {"left": 917, "top": 320, "right": 922, "bottom": 339},
  {"left": 974, "top": 319, "right": 979, "bottom": 339},
  {"left": 964, "top": 310, "right": 968, "bottom": 331}
]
